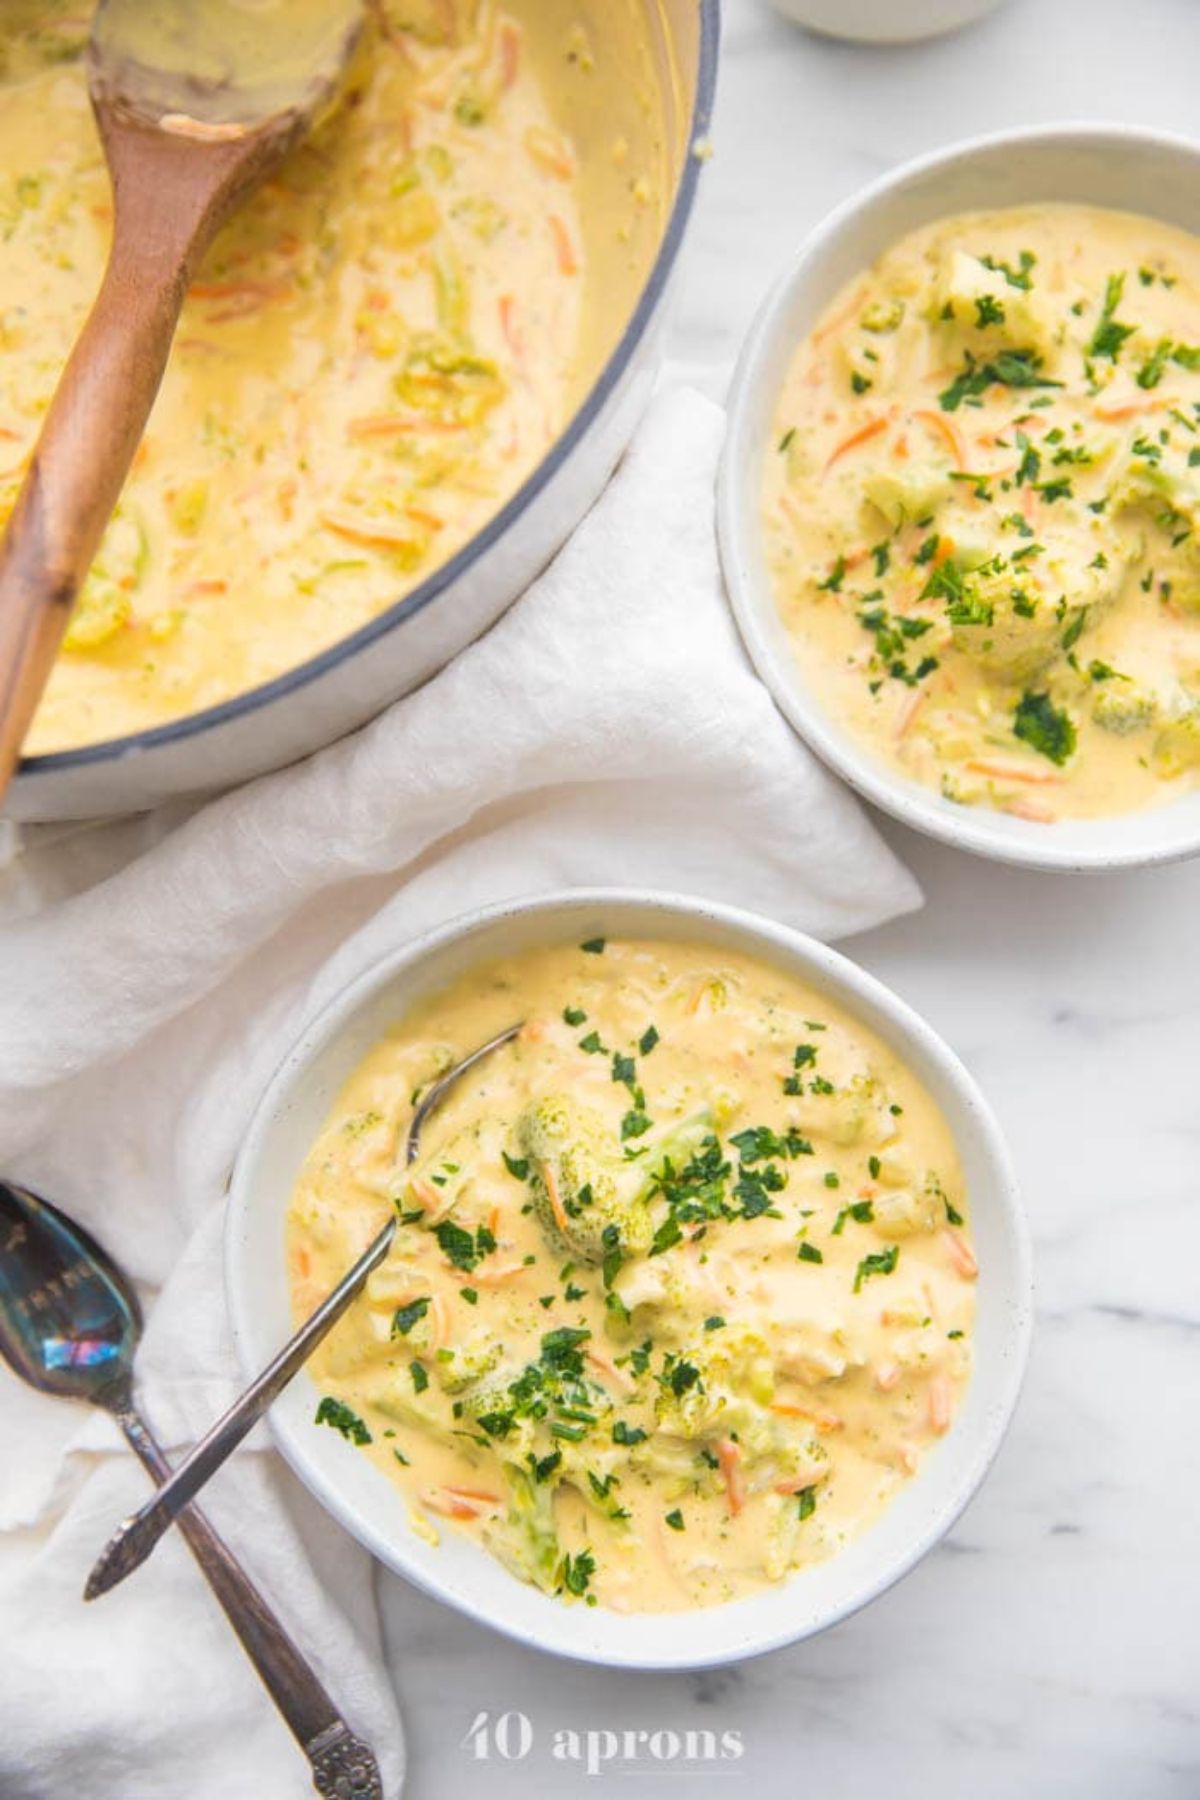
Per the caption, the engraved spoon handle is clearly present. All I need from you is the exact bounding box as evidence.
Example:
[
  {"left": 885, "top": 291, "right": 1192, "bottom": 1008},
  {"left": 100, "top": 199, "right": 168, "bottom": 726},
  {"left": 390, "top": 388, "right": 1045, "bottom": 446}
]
[{"left": 117, "top": 1404, "right": 383, "bottom": 1799}]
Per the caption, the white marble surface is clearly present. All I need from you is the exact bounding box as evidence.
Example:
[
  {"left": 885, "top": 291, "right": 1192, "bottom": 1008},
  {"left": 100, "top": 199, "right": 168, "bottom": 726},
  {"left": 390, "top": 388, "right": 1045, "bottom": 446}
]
[{"left": 379, "top": 2, "right": 1200, "bottom": 1794}]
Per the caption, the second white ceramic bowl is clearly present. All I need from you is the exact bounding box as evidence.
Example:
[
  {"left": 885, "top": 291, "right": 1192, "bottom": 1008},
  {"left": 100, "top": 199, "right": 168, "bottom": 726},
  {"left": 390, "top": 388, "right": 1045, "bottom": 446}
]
[
  {"left": 718, "top": 125, "right": 1200, "bottom": 872},
  {"left": 226, "top": 889, "right": 1031, "bottom": 1669}
]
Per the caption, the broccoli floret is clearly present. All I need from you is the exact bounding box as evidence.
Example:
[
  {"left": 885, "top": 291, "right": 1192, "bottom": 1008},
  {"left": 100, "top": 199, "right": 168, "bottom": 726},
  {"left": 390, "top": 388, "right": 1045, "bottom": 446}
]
[
  {"left": 652, "top": 1328, "right": 776, "bottom": 1444},
  {"left": 1153, "top": 703, "right": 1200, "bottom": 776},
  {"left": 1092, "top": 680, "right": 1158, "bottom": 736},
  {"left": 797, "top": 1072, "right": 897, "bottom": 1149},
  {"left": 435, "top": 1337, "right": 503, "bottom": 1396},
  {"left": 517, "top": 1095, "right": 653, "bottom": 1264},
  {"left": 486, "top": 1463, "right": 561, "bottom": 1593}
]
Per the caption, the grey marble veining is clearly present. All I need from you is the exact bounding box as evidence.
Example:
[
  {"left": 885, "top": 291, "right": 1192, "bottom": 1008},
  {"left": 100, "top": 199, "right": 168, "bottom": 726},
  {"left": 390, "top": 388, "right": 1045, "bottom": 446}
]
[{"left": 378, "top": 3, "right": 1200, "bottom": 1793}]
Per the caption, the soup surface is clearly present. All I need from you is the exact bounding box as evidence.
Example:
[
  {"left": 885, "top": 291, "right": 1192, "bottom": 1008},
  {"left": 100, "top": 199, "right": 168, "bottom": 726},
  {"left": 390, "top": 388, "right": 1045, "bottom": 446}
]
[
  {"left": 288, "top": 936, "right": 977, "bottom": 1613},
  {"left": 763, "top": 205, "right": 1200, "bottom": 822},
  {"left": 1, "top": 1, "right": 652, "bottom": 753}
]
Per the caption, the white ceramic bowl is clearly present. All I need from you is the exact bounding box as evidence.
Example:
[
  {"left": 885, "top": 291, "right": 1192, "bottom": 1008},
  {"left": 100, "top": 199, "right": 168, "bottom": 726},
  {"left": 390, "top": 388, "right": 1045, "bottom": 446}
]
[
  {"left": 718, "top": 125, "right": 1200, "bottom": 872},
  {"left": 769, "top": 0, "right": 1005, "bottom": 44},
  {"left": 226, "top": 890, "right": 1031, "bottom": 1669}
]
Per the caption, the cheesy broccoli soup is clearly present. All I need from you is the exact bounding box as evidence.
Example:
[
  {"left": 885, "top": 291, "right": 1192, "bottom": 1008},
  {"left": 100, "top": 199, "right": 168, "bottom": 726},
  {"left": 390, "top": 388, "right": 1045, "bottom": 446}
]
[
  {"left": 1, "top": 2, "right": 662, "bottom": 754},
  {"left": 288, "top": 937, "right": 977, "bottom": 1613},
  {"left": 763, "top": 206, "right": 1200, "bottom": 823}
]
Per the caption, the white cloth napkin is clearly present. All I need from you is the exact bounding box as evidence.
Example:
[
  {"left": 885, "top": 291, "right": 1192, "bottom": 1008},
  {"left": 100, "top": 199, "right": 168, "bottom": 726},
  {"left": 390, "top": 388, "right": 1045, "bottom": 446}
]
[{"left": 0, "top": 387, "right": 920, "bottom": 1799}]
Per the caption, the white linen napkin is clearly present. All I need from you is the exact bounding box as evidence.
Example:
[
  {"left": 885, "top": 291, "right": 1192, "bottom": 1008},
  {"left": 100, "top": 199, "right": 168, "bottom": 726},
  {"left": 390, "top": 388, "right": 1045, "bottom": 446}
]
[{"left": 0, "top": 386, "right": 920, "bottom": 1799}]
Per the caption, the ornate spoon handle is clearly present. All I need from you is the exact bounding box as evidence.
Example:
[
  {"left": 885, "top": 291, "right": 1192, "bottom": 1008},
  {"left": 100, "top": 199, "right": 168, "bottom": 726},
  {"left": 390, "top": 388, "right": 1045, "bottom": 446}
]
[{"left": 117, "top": 1404, "right": 384, "bottom": 1799}]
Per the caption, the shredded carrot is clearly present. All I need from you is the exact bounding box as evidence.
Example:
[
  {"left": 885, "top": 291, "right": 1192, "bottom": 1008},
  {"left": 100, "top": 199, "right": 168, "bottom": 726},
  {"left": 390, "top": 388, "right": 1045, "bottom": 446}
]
[
  {"left": 404, "top": 505, "right": 444, "bottom": 534},
  {"left": 774, "top": 1475, "right": 822, "bottom": 1496},
  {"left": 525, "top": 126, "right": 575, "bottom": 182},
  {"left": 812, "top": 283, "right": 869, "bottom": 346},
  {"left": 293, "top": 1246, "right": 312, "bottom": 1281},
  {"left": 549, "top": 214, "right": 579, "bottom": 277},
  {"left": 928, "top": 1375, "right": 951, "bottom": 1434},
  {"left": 943, "top": 1228, "right": 978, "bottom": 1281},
  {"left": 498, "top": 294, "right": 523, "bottom": 360},
  {"left": 912, "top": 407, "right": 969, "bottom": 470},
  {"left": 586, "top": 1346, "right": 636, "bottom": 1395},
  {"left": 321, "top": 512, "right": 424, "bottom": 552},
  {"left": 1094, "top": 397, "right": 1167, "bottom": 423},
  {"left": 186, "top": 578, "right": 228, "bottom": 597},
  {"left": 966, "top": 758, "right": 1063, "bottom": 786},
  {"left": 1004, "top": 796, "right": 1056, "bottom": 823},
  {"left": 876, "top": 1361, "right": 901, "bottom": 1393},
  {"left": 421, "top": 1487, "right": 497, "bottom": 1520},
  {"left": 462, "top": 1260, "right": 525, "bottom": 1287},
  {"left": 824, "top": 415, "right": 888, "bottom": 475},
  {"left": 346, "top": 413, "right": 465, "bottom": 440},
  {"left": 541, "top": 1160, "right": 569, "bottom": 1233},
  {"left": 190, "top": 278, "right": 289, "bottom": 306},
  {"left": 770, "top": 1401, "right": 843, "bottom": 1433},
  {"left": 716, "top": 1438, "right": 745, "bottom": 1517},
  {"left": 499, "top": 20, "right": 522, "bottom": 88}
]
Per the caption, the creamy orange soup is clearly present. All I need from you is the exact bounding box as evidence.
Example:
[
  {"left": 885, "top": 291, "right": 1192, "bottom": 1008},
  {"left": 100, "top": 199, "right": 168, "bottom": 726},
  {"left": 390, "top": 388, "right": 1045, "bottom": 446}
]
[
  {"left": 764, "top": 206, "right": 1200, "bottom": 822},
  {"left": 1, "top": 2, "right": 662, "bottom": 752},
  {"left": 288, "top": 937, "right": 977, "bottom": 1613}
]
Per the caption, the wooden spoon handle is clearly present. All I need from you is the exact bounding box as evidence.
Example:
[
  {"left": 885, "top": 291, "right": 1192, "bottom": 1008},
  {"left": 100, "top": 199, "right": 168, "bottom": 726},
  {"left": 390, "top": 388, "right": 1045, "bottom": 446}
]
[{"left": 0, "top": 115, "right": 263, "bottom": 790}]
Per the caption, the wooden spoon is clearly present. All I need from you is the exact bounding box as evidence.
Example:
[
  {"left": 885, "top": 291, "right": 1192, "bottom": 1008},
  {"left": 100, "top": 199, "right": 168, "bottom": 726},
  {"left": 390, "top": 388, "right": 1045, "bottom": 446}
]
[{"left": 0, "top": 0, "right": 363, "bottom": 797}]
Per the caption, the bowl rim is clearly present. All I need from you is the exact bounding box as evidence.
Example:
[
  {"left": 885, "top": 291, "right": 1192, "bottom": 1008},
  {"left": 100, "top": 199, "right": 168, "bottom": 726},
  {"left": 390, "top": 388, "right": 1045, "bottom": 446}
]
[
  {"left": 224, "top": 886, "right": 1034, "bottom": 1669},
  {"left": 718, "top": 119, "right": 1200, "bottom": 873},
  {"left": 19, "top": 0, "right": 720, "bottom": 784}
]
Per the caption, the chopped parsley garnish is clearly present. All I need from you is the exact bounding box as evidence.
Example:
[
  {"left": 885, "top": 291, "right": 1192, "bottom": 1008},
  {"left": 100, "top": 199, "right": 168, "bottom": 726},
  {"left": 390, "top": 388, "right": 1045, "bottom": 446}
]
[
  {"left": 854, "top": 1246, "right": 900, "bottom": 1292},
  {"left": 665, "top": 1357, "right": 701, "bottom": 1398},
  {"left": 434, "top": 1217, "right": 495, "bottom": 1273},
  {"left": 578, "top": 1030, "right": 606, "bottom": 1055},
  {"left": 664, "top": 1508, "right": 686, "bottom": 1531},
  {"left": 502, "top": 1151, "right": 530, "bottom": 1182},
  {"left": 1087, "top": 272, "right": 1135, "bottom": 363},
  {"left": 981, "top": 249, "right": 1036, "bottom": 291},
  {"left": 704, "top": 1315, "right": 726, "bottom": 1331},
  {"left": 315, "top": 1397, "right": 372, "bottom": 1445},
  {"left": 1013, "top": 690, "right": 1076, "bottom": 766},
  {"left": 798, "top": 1240, "right": 824, "bottom": 1264},
  {"left": 638, "top": 1025, "right": 660, "bottom": 1056},
  {"left": 729, "top": 1124, "right": 814, "bottom": 1162},
  {"left": 818, "top": 554, "right": 848, "bottom": 593},
  {"left": 562, "top": 1006, "right": 587, "bottom": 1026},
  {"left": 939, "top": 349, "right": 1062, "bottom": 412},
  {"left": 391, "top": 1297, "right": 430, "bottom": 1337},
  {"left": 613, "top": 1419, "right": 647, "bottom": 1446},
  {"left": 796, "top": 1486, "right": 818, "bottom": 1522},
  {"left": 832, "top": 1200, "right": 874, "bottom": 1235},
  {"left": 558, "top": 1549, "right": 595, "bottom": 1596},
  {"left": 410, "top": 1360, "right": 429, "bottom": 1393},
  {"left": 580, "top": 937, "right": 606, "bottom": 955}
]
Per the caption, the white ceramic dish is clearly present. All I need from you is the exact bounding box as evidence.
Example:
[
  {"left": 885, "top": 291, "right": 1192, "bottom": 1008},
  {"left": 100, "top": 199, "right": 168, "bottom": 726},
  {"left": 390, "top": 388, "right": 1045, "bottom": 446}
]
[
  {"left": 718, "top": 125, "right": 1200, "bottom": 872},
  {"left": 226, "top": 890, "right": 1031, "bottom": 1670},
  {"left": 770, "top": 0, "right": 1005, "bottom": 44}
]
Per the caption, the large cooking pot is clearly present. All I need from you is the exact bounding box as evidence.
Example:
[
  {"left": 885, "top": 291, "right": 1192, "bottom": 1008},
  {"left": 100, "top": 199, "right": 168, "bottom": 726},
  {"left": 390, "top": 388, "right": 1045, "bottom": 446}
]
[{"left": 11, "top": 0, "right": 718, "bottom": 821}]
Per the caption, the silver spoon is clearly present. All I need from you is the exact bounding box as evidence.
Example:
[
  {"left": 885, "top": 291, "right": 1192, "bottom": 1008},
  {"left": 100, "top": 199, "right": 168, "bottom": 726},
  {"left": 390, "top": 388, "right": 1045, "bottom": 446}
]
[
  {"left": 0, "top": 1179, "right": 383, "bottom": 1800},
  {"left": 86, "top": 1020, "right": 523, "bottom": 1599}
]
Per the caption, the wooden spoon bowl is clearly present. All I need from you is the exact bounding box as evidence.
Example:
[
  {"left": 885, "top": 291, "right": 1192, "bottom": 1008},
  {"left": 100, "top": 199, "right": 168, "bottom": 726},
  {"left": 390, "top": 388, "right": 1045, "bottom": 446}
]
[{"left": 0, "top": 0, "right": 363, "bottom": 798}]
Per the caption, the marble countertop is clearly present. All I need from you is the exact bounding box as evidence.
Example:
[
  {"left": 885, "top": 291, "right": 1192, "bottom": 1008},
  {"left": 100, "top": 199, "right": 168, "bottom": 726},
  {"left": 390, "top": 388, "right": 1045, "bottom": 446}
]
[{"left": 380, "top": 2, "right": 1200, "bottom": 1795}]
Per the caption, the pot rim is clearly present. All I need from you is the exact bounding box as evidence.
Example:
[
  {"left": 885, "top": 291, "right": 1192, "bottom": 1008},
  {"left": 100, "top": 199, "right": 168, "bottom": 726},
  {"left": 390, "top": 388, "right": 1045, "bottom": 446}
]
[{"left": 20, "top": 1, "right": 720, "bottom": 782}]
